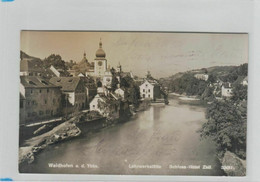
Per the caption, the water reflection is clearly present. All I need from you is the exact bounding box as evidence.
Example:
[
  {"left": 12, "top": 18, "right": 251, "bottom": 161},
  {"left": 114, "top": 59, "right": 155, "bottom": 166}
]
[{"left": 22, "top": 99, "right": 224, "bottom": 176}]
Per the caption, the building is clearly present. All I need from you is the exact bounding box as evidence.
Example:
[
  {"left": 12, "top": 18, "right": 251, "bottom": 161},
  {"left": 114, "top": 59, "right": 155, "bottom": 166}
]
[
  {"left": 89, "top": 93, "right": 120, "bottom": 118},
  {"left": 20, "top": 58, "right": 44, "bottom": 76},
  {"left": 194, "top": 73, "right": 209, "bottom": 81},
  {"left": 221, "top": 82, "right": 232, "bottom": 97},
  {"left": 115, "top": 87, "right": 126, "bottom": 100},
  {"left": 93, "top": 40, "right": 108, "bottom": 77},
  {"left": 139, "top": 79, "right": 161, "bottom": 100},
  {"left": 20, "top": 76, "right": 62, "bottom": 125},
  {"left": 49, "top": 65, "right": 70, "bottom": 77},
  {"left": 102, "top": 69, "right": 113, "bottom": 89},
  {"left": 49, "top": 77, "right": 86, "bottom": 114},
  {"left": 72, "top": 52, "right": 95, "bottom": 76},
  {"left": 78, "top": 76, "right": 97, "bottom": 107},
  {"left": 242, "top": 76, "right": 248, "bottom": 86}
]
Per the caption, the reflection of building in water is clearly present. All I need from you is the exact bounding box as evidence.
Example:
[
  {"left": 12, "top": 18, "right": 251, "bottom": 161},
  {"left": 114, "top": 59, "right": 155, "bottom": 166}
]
[
  {"left": 149, "top": 105, "right": 162, "bottom": 122},
  {"left": 149, "top": 106, "right": 154, "bottom": 121}
]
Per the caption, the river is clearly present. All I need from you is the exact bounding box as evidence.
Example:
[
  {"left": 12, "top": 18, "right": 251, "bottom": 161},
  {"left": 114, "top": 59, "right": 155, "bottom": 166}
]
[{"left": 21, "top": 97, "right": 224, "bottom": 176}]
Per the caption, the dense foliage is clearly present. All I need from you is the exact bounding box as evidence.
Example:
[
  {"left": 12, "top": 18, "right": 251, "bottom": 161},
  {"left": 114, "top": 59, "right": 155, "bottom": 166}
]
[
  {"left": 169, "top": 73, "right": 208, "bottom": 96},
  {"left": 119, "top": 75, "right": 141, "bottom": 108},
  {"left": 200, "top": 98, "right": 247, "bottom": 159},
  {"left": 43, "top": 54, "right": 67, "bottom": 70},
  {"left": 164, "top": 64, "right": 248, "bottom": 159}
]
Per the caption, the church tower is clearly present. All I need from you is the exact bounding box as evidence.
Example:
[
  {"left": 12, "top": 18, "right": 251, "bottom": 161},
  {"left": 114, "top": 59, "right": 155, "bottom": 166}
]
[{"left": 94, "top": 39, "right": 107, "bottom": 77}]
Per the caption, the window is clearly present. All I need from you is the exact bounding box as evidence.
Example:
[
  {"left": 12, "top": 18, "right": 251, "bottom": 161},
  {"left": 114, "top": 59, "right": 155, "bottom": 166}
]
[
  {"left": 39, "top": 111, "right": 44, "bottom": 115},
  {"left": 143, "top": 89, "right": 145, "bottom": 92},
  {"left": 39, "top": 89, "right": 42, "bottom": 93},
  {"left": 47, "top": 89, "right": 49, "bottom": 93},
  {"left": 30, "top": 89, "right": 33, "bottom": 94},
  {"left": 29, "top": 81, "right": 36, "bottom": 86},
  {"left": 27, "top": 101, "right": 30, "bottom": 106},
  {"left": 41, "top": 80, "right": 48, "bottom": 85},
  {"left": 93, "top": 105, "right": 95, "bottom": 108},
  {"left": 148, "top": 94, "right": 150, "bottom": 98},
  {"left": 143, "top": 94, "right": 145, "bottom": 98},
  {"left": 148, "top": 89, "right": 150, "bottom": 92},
  {"left": 32, "top": 101, "right": 36, "bottom": 105}
]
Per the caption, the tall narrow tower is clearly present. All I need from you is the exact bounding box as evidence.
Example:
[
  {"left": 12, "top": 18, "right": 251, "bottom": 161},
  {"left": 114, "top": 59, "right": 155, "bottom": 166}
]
[{"left": 94, "top": 39, "right": 107, "bottom": 77}]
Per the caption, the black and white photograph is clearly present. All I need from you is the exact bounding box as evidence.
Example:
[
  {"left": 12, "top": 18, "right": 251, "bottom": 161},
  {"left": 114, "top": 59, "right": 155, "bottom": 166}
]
[{"left": 19, "top": 31, "right": 248, "bottom": 176}]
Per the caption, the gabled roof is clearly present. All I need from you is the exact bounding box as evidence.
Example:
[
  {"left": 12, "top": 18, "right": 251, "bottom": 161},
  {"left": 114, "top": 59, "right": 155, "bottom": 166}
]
[
  {"left": 20, "top": 93, "right": 25, "bottom": 100},
  {"left": 49, "top": 77, "right": 81, "bottom": 92},
  {"left": 141, "top": 79, "right": 159, "bottom": 87},
  {"left": 20, "top": 76, "right": 60, "bottom": 88},
  {"left": 91, "top": 93, "right": 119, "bottom": 104}
]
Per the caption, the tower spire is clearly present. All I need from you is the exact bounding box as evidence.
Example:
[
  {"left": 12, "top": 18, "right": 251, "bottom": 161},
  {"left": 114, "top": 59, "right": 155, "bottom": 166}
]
[
  {"left": 99, "top": 38, "right": 102, "bottom": 48},
  {"left": 83, "top": 51, "right": 86, "bottom": 58}
]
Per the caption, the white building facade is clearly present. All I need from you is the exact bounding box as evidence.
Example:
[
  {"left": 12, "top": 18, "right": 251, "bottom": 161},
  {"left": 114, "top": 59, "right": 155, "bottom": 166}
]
[{"left": 140, "top": 80, "right": 154, "bottom": 100}]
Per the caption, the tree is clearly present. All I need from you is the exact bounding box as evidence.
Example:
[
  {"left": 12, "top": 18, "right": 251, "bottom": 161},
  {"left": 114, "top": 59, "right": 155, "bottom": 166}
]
[
  {"left": 208, "top": 74, "right": 217, "bottom": 83},
  {"left": 127, "top": 85, "right": 141, "bottom": 108},
  {"left": 43, "top": 54, "right": 67, "bottom": 70},
  {"left": 111, "top": 75, "right": 119, "bottom": 92},
  {"left": 231, "top": 84, "right": 248, "bottom": 102},
  {"left": 199, "top": 100, "right": 246, "bottom": 159}
]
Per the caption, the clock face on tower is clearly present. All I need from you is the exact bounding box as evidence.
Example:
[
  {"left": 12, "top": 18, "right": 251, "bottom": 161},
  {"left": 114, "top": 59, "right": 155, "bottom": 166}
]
[{"left": 98, "top": 61, "right": 103, "bottom": 66}]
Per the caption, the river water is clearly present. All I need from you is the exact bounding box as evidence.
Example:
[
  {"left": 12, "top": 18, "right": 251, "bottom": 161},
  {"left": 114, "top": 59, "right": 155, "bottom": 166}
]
[{"left": 22, "top": 98, "right": 224, "bottom": 175}]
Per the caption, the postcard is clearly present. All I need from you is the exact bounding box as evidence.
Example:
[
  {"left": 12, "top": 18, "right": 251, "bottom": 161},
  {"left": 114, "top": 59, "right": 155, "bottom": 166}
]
[{"left": 19, "top": 31, "right": 248, "bottom": 176}]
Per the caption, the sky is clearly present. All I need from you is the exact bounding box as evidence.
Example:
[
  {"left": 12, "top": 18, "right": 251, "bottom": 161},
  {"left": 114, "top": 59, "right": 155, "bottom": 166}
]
[{"left": 20, "top": 31, "right": 248, "bottom": 78}]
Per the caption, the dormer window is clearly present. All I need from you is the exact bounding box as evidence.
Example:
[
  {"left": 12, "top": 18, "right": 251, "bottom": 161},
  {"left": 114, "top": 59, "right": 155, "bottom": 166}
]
[
  {"left": 29, "top": 81, "right": 36, "bottom": 85},
  {"left": 41, "top": 80, "right": 48, "bottom": 85}
]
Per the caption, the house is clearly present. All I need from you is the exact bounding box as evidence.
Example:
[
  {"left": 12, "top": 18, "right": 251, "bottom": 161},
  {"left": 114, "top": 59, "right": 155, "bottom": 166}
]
[
  {"left": 221, "top": 82, "right": 232, "bottom": 97},
  {"left": 194, "top": 74, "right": 209, "bottom": 81},
  {"left": 20, "top": 58, "right": 44, "bottom": 76},
  {"left": 115, "top": 87, "right": 127, "bottom": 100},
  {"left": 20, "top": 76, "right": 62, "bottom": 125},
  {"left": 242, "top": 76, "right": 248, "bottom": 86},
  {"left": 79, "top": 76, "right": 97, "bottom": 107},
  {"left": 49, "top": 77, "right": 86, "bottom": 114},
  {"left": 49, "top": 65, "right": 70, "bottom": 77},
  {"left": 139, "top": 80, "right": 161, "bottom": 100},
  {"left": 89, "top": 93, "right": 120, "bottom": 118}
]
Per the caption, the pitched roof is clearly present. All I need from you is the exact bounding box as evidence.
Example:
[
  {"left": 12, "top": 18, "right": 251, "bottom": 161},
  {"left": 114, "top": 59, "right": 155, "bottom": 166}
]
[
  {"left": 20, "top": 93, "right": 25, "bottom": 100},
  {"left": 20, "top": 76, "right": 60, "bottom": 88},
  {"left": 49, "top": 77, "right": 81, "bottom": 92},
  {"left": 93, "top": 93, "right": 119, "bottom": 104}
]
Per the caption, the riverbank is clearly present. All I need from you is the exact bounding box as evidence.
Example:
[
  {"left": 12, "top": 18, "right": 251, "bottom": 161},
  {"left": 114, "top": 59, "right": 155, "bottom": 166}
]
[
  {"left": 169, "top": 92, "right": 199, "bottom": 101},
  {"left": 19, "top": 114, "right": 83, "bottom": 167},
  {"left": 19, "top": 107, "right": 137, "bottom": 167}
]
